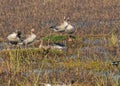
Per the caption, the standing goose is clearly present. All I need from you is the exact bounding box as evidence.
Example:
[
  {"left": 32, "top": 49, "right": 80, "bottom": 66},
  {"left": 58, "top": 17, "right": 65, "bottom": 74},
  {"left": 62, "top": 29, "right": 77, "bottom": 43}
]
[
  {"left": 7, "top": 31, "right": 22, "bottom": 45},
  {"left": 50, "top": 17, "right": 75, "bottom": 34},
  {"left": 50, "top": 17, "right": 75, "bottom": 41},
  {"left": 23, "top": 29, "right": 36, "bottom": 46}
]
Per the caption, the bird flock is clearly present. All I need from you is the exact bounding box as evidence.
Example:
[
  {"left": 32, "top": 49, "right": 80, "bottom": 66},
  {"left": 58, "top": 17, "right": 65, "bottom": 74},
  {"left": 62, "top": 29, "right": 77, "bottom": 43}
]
[
  {"left": 7, "top": 17, "right": 75, "bottom": 49},
  {"left": 7, "top": 28, "right": 36, "bottom": 47},
  {"left": 6, "top": 17, "right": 76, "bottom": 85}
]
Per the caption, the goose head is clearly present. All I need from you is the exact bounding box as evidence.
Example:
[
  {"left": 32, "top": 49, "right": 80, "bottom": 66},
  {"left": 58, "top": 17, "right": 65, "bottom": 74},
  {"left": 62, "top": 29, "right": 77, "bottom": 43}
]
[
  {"left": 17, "top": 31, "right": 22, "bottom": 38},
  {"left": 64, "top": 16, "right": 70, "bottom": 22},
  {"left": 31, "top": 28, "right": 35, "bottom": 33}
]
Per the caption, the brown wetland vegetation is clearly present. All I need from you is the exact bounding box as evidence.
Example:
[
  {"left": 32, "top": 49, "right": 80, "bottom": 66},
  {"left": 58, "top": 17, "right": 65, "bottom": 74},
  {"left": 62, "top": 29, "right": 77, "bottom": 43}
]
[{"left": 0, "top": 0, "right": 120, "bottom": 86}]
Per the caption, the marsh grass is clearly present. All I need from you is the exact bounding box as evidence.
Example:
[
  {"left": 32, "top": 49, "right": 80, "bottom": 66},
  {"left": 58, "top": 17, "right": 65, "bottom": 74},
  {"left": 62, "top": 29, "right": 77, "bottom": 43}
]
[
  {"left": 109, "top": 32, "right": 118, "bottom": 47},
  {"left": 0, "top": 0, "right": 120, "bottom": 85},
  {"left": 0, "top": 0, "right": 120, "bottom": 38},
  {"left": 0, "top": 41, "right": 119, "bottom": 85}
]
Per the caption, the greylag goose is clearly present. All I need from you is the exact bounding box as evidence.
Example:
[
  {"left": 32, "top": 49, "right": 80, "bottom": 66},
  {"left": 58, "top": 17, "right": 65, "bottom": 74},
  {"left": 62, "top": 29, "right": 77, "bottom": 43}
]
[
  {"left": 39, "top": 39, "right": 67, "bottom": 51},
  {"left": 50, "top": 17, "right": 75, "bottom": 41},
  {"left": 7, "top": 31, "right": 22, "bottom": 45},
  {"left": 39, "top": 39, "right": 51, "bottom": 50},
  {"left": 23, "top": 29, "right": 36, "bottom": 46},
  {"left": 52, "top": 43, "right": 67, "bottom": 51},
  {"left": 50, "top": 17, "right": 75, "bottom": 34}
]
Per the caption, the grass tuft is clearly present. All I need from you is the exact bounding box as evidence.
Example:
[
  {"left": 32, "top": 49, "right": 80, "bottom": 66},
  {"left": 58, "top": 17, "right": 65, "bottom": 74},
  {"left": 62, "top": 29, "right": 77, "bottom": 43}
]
[{"left": 42, "top": 35, "right": 67, "bottom": 42}]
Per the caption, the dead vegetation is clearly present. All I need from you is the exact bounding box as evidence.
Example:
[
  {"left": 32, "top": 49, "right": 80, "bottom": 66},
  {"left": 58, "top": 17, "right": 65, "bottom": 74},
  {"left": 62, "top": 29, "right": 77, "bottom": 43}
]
[{"left": 0, "top": 0, "right": 120, "bottom": 85}]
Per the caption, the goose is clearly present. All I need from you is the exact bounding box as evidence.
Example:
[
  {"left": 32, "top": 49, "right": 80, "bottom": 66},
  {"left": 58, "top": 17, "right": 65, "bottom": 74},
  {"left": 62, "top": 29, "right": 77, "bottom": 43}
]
[
  {"left": 52, "top": 43, "right": 67, "bottom": 51},
  {"left": 50, "top": 17, "right": 75, "bottom": 41},
  {"left": 7, "top": 31, "right": 22, "bottom": 45},
  {"left": 39, "top": 40, "right": 67, "bottom": 51},
  {"left": 23, "top": 29, "right": 36, "bottom": 46},
  {"left": 50, "top": 17, "right": 75, "bottom": 34},
  {"left": 39, "top": 39, "right": 51, "bottom": 50}
]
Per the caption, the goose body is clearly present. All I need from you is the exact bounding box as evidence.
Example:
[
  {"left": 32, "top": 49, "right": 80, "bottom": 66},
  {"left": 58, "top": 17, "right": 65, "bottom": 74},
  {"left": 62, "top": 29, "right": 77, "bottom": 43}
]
[
  {"left": 50, "top": 17, "right": 75, "bottom": 34},
  {"left": 52, "top": 43, "right": 67, "bottom": 51},
  {"left": 39, "top": 40, "right": 67, "bottom": 51},
  {"left": 23, "top": 29, "right": 36, "bottom": 45},
  {"left": 23, "top": 33, "right": 36, "bottom": 45},
  {"left": 23, "top": 29, "right": 37, "bottom": 45},
  {"left": 52, "top": 21, "right": 69, "bottom": 32},
  {"left": 7, "top": 31, "right": 22, "bottom": 44}
]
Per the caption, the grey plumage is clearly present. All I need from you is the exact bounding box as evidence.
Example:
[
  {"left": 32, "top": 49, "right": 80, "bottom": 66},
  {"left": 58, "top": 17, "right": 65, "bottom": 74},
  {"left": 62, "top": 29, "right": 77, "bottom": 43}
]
[{"left": 50, "top": 17, "right": 75, "bottom": 34}]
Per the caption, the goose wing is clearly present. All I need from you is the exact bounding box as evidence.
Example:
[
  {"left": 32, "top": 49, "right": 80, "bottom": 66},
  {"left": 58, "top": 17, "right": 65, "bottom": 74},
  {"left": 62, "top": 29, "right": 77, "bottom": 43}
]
[{"left": 50, "top": 21, "right": 68, "bottom": 32}]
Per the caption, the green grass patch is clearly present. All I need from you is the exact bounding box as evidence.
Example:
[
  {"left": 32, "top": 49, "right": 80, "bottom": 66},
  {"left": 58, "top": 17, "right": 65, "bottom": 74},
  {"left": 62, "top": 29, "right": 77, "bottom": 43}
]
[{"left": 42, "top": 35, "right": 67, "bottom": 42}]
